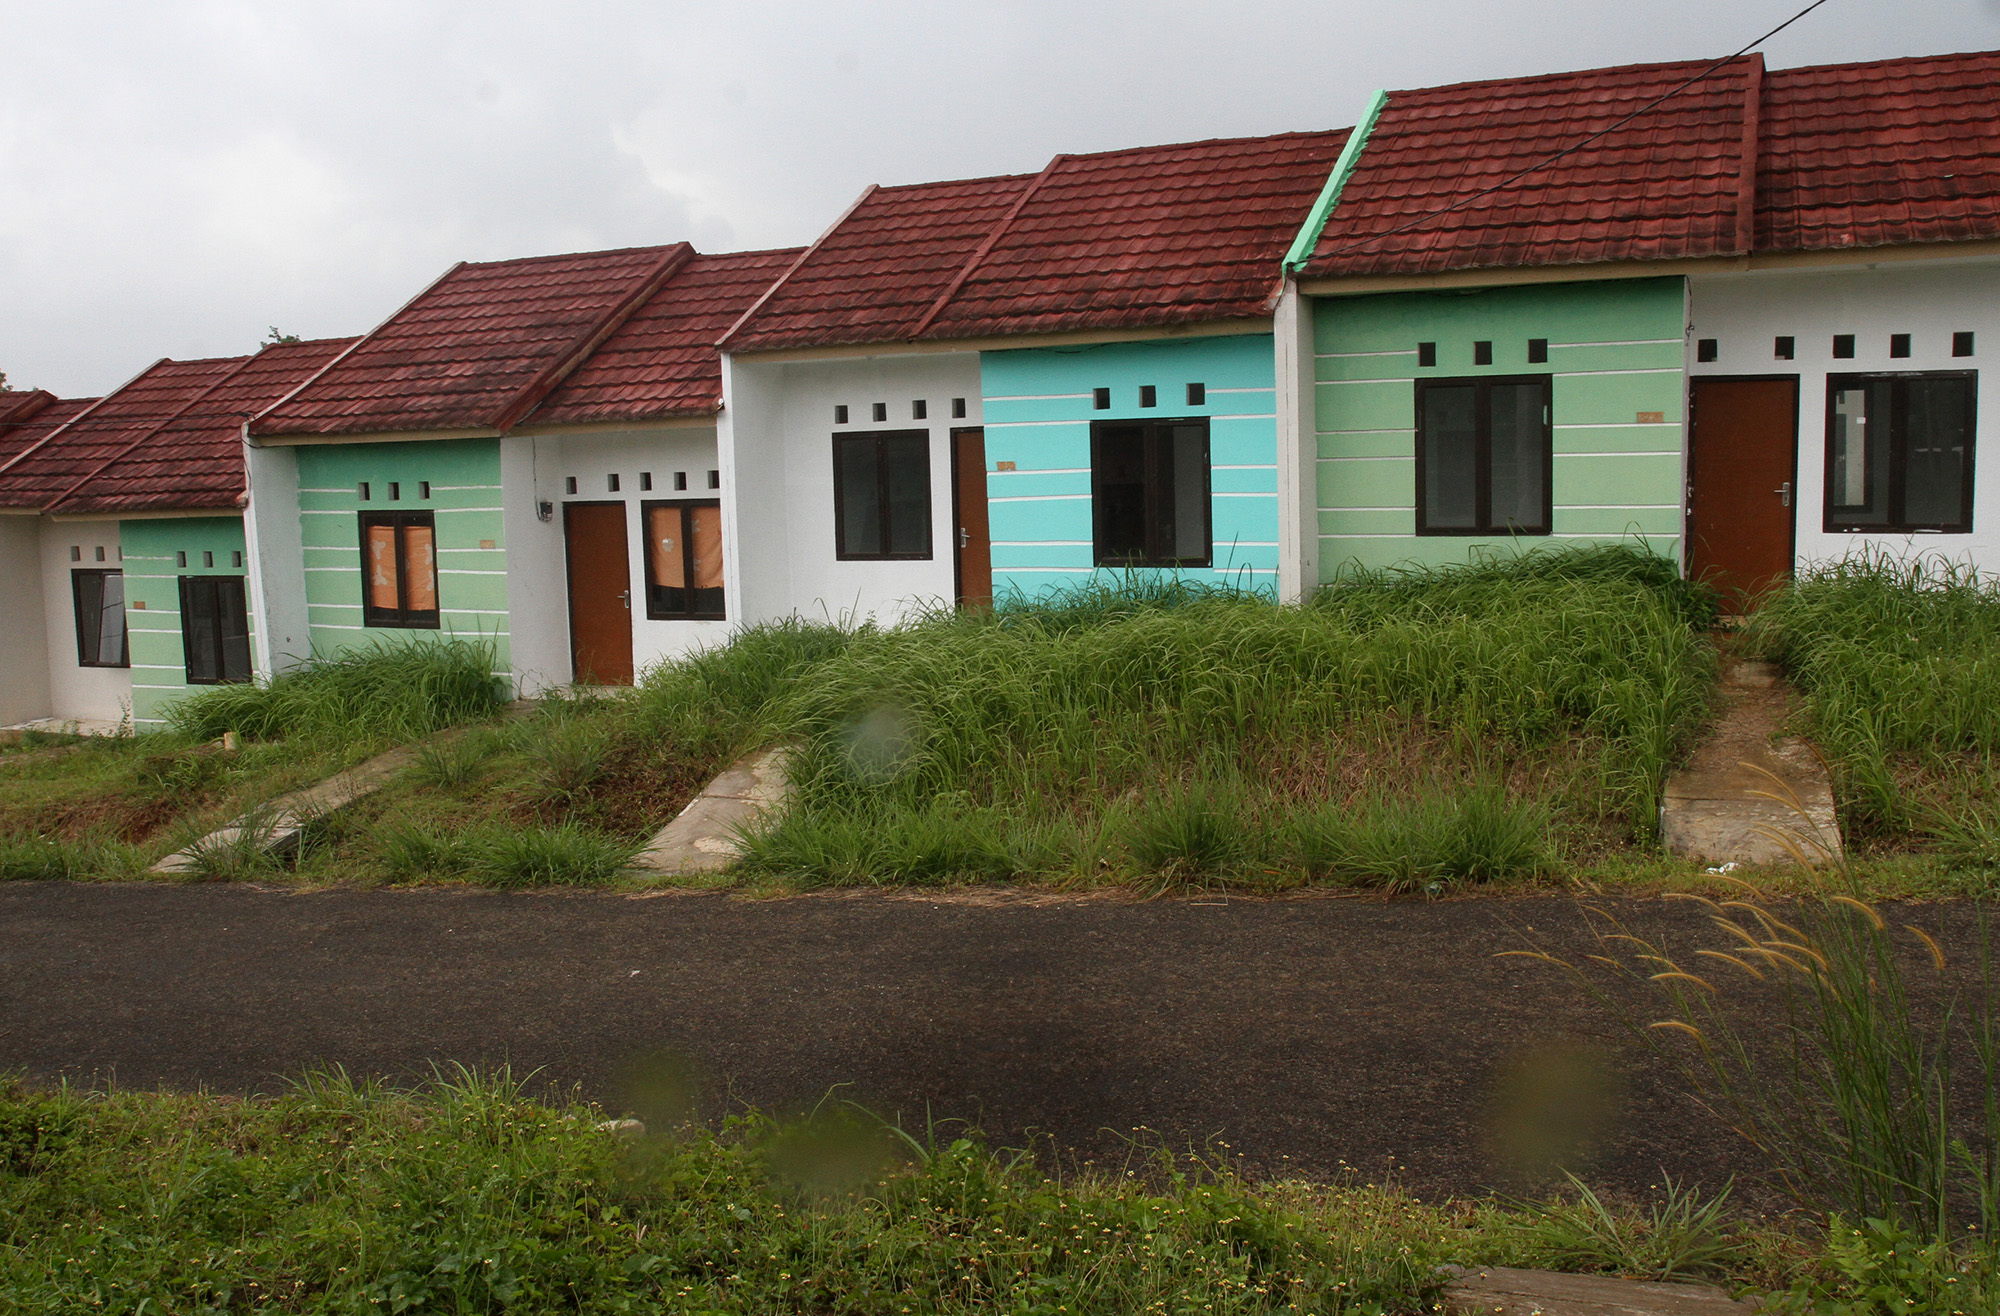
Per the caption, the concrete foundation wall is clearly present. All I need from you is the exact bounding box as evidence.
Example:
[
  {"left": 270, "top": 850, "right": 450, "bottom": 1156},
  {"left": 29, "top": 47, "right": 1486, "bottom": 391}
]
[
  {"left": 0, "top": 516, "right": 50, "bottom": 724},
  {"left": 1312, "top": 277, "right": 1686, "bottom": 581},
  {"left": 1689, "top": 260, "right": 2000, "bottom": 575},
  {"left": 978, "top": 333, "right": 1280, "bottom": 599}
]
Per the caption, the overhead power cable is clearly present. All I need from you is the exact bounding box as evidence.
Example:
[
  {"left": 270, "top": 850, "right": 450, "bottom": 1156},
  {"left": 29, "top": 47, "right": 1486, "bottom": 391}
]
[{"left": 1309, "top": 0, "right": 1833, "bottom": 266}]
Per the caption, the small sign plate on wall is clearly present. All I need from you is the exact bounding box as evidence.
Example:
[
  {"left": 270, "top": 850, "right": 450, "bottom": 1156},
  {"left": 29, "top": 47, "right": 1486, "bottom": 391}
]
[
  {"left": 995, "top": 461, "right": 1016, "bottom": 471},
  {"left": 479, "top": 539, "right": 496, "bottom": 549},
  {"left": 1636, "top": 411, "right": 1665, "bottom": 424}
]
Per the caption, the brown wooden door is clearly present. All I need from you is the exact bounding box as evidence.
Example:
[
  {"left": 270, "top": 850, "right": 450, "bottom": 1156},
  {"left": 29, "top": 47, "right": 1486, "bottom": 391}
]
[
  {"left": 1688, "top": 378, "right": 1798, "bottom": 610},
  {"left": 563, "top": 502, "right": 634, "bottom": 685},
  {"left": 952, "top": 427, "right": 992, "bottom": 608}
]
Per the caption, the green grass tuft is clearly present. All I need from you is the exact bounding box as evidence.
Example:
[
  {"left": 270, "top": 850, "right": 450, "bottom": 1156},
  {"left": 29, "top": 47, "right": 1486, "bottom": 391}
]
[{"left": 166, "top": 640, "right": 505, "bottom": 746}]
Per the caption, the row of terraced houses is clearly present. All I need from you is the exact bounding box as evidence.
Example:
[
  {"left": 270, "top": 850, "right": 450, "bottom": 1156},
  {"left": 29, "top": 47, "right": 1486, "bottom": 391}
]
[{"left": 3, "top": 50, "right": 1997, "bottom": 730}]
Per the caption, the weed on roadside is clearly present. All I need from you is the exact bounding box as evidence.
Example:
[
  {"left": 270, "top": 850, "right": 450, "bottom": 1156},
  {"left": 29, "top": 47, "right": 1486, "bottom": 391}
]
[
  {"left": 375, "top": 819, "right": 637, "bottom": 887},
  {"left": 0, "top": 834, "right": 145, "bottom": 881}
]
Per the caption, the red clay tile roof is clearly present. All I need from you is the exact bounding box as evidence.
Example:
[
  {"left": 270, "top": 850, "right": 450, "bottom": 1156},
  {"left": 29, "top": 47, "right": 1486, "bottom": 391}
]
[
  {"left": 0, "top": 396, "right": 96, "bottom": 484},
  {"left": 54, "top": 338, "right": 356, "bottom": 515},
  {"left": 1758, "top": 49, "right": 2000, "bottom": 253},
  {"left": 523, "top": 246, "right": 803, "bottom": 427},
  {"left": 1301, "top": 57, "right": 1762, "bottom": 278},
  {"left": 0, "top": 390, "right": 57, "bottom": 427},
  {"left": 0, "top": 358, "right": 248, "bottom": 510},
  {"left": 251, "top": 244, "right": 692, "bottom": 438},
  {"left": 914, "top": 131, "right": 1349, "bottom": 341},
  {"left": 719, "top": 173, "right": 1039, "bottom": 352}
]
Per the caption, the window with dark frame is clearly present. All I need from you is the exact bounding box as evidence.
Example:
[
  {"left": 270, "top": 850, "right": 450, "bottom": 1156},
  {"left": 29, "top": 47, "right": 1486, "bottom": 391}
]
[
  {"left": 179, "top": 575, "right": 252, "bottom": 684},
  {"left": 1825, "top": 372, "right": 1977, "bottom": 534},
  {"left": 1415, "top": 375, "right": 1553, "bottom": 536},
  {"left": 358, "top": 510, "right": 441, "bottom": 628},
  {"left": 833, "top": 431, "right": 932, "bottom": 560},
  {"left": 642, "top": 500, "right": 725, "bottom": 620},
  {"left": 1090, "top": 418, "right": 1211, "bottom": 567},
  {"left": 71, "top": 569, "right": 127, "bottom": 668}
]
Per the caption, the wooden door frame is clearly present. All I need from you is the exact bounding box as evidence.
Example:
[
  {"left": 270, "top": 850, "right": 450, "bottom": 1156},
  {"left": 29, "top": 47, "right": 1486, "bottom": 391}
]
[
  {"left": 1685, "top": 374, "right": 1800, "bottom": 584},
  {"left": 561, "top": 499, "right": 634, "bottom": 685},
  {"left": 949, "top": 425, "right": 988, "bottom": 606}
]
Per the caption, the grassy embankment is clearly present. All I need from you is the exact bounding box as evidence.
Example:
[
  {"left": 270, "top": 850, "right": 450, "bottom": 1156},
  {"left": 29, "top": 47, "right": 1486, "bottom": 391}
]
[
  {"left": 0, "top": 1070, "right": 1832, "bottom": 1315},
  {"left": 1744, "top": 552, "right": 2000, "bottom": 877}
]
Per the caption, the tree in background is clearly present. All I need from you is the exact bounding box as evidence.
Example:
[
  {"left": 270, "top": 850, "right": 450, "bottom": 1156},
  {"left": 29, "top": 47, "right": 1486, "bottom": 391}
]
[{"left": 262, "top": 327, "right": 300, "bottom": 346}]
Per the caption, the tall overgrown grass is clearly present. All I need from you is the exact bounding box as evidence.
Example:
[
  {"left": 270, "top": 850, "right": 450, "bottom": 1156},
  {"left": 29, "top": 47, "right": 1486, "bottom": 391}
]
[
  {"left": 1744, "top": 551, "right": 2000, "bottom": 838},
  {"left": 740, "top": 546, "right": 1713, "bottom": 887},
  {"left": 166, "top": 639, "right": 505, "bottom": 746},
  {"left": 0, "top": 1068, "right": 1442, "bottom": 1314}
]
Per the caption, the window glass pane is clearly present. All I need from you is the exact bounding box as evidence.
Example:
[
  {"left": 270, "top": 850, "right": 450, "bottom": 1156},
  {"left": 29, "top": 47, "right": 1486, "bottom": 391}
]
[
  {"left": 96, "top": 572, "right": 125, "bottom": 667},
  {"left": 1170, "top": 424, "right": 1209, "bottom": 562},
  {"left": 365, "top": 523, "right": 401, "bottom": 609},
  {"left": 689, "top": 505, "right": 725, "bottom": 615},
  {"left": 1095, "top": 424, "right": 1148, "bottom": 560},
  {"left": 837, "top": 439, "right": 881, "bottom": 556},
  {"left": 1488, "top": 382, "right": 1547, "bottom": 531},
  {"left": 1829, "top": 386, "right": 1880, "bottom": 520},
  {"left": 183, "top": 577, "right": 220, "bottom": 683},
  {"left": 73, "top": 571, "right": 104, "bottom": 665},
  {"left": 1903, "top": 377, "right": 1971, "bottom": 527},
  {"left": 219, "top": 578, "right": 252, "bottom": 683},
  {"left": 400, "top": 523, "right": 437, "bottom": 612},
  {"left": 647, "top": 505, "right": 687, "bottom": 590},
  {"left": 883, "top": 435, "right": 930, "bottom": 556},
  {"left": 1421, "top": 385, "right": 1478, "bottom": 529}
]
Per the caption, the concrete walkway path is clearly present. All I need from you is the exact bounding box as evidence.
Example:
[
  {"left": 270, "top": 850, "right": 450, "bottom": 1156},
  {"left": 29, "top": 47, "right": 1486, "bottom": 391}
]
[
  {"left": 630, "top": 743, "right": 792, "bottom": 875},
  {"left": 1662, "top": 657, "right": 1840, "bottom": 867},
  {"left": 1444, "top": 1266, "right": 1758, "bottom": 1315}
]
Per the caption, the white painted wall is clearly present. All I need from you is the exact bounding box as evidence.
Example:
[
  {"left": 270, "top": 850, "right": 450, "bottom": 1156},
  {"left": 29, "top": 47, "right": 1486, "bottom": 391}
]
[
  {"left": 39, "top": 518, "right": 131, "bottom": 723},
  {"left": 242, "top": 438, "right": 310, "bottom": 676},
  {"left": 516, "top": 424, "right": 731, "bottom": 683},
  {"left": 1689, "top": 259, "right": 2000, "bottom": 574},
  {"left": 0, "top": 515, "right": 51, "bottom": 724},
  {"left": 720, "top": 352, "right": 982, "bottom": 629}
]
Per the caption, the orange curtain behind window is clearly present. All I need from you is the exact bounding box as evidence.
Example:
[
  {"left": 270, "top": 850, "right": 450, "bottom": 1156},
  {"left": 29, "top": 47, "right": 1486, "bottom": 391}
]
[
  {"left": 401, "top": 523, "right": 437, "bottom": 612},
  {"left": 648, "top": 506, "right": 686, "bottom": 589},
  {"left": 366, "top": 524, "right": 400, "bottom": 610},
  {"left": 689, "top": 505, "right": 722, "bottom": 589}
]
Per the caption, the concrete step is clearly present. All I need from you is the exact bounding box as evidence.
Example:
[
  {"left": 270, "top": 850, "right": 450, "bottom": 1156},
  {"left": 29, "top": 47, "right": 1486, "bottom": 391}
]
[
  {"left": 1662, "top": 658, "right": 1840, "bottom": 867},
  {"left": 630, "top": 743, "right": 793, "bottom": 876},
  {"left": 1443, "top": 1265, "right": 1760, "bottom": 1315}
]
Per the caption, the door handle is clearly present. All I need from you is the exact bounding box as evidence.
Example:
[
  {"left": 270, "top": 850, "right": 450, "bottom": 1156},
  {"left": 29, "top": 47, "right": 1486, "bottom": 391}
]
[
  {"left": 959, "top": 527, "right": 970, "bottom": 549},
  {"left": 1774, "top": 481, "right": 1792, "bottom": 508},
  {"left": 618, "top": 589, "right": 630, "bottom": 607}
]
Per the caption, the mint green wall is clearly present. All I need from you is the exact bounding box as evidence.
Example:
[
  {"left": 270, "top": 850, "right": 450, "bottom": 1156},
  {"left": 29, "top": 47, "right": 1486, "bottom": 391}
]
[
  {"left": 293, "top": 440, "right": 510, "bottom": 672},
  {"left": 1313, "top": 278, "right": 1685, "bottom": 581},
  {"left": 979, "top": 334, "right": 1279, "bottom": 598},
  {"left": 119, "top": 516, "right": 250, "bottom": 728}
]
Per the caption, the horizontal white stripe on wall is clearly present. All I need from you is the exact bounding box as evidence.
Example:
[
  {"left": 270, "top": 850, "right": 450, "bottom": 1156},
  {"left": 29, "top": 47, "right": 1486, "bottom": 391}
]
[
  {"left": 1210, "top": 413, "right": 1277, "bottom": 421},
  {"left": 1560, "top": 451, "right": 1681, "bottom": 458},
  {"left": 427, "top": 485, "right": 502, "bottom": 492},
  {"left": 1566, "top": 504, "right": 1682, "bottom": 511},
  {"left": 992, "top": 540, "right": 1094, "bottom": 547},
  {"left": 983, "top": 420, "right": 1088, "bottom": 430},
  {"left": 1552, "top": 367, "right": 1680, "bottom": 378},
  {"left": 131, "top": 683, "right": 188, "bottom": 690},
  {"left": 1323, "top": 505, "right": 1414, "bottom": 512},
  {"left": 439, "top": 569, "right": 507, "bottom": 576},
  {"left": 122, "top": 555, "right": 172, "bottom": 562},
  {"left": 1549, "top": 338, "right": 1682, "bottom": 348},
  {"left": 1213, "top": 463, "right": 1277, "bottom": 471},
  {"left": 312, "top": 623, "right": 365, "bottom": 630},
  {"left": 297, "top": 487, "right": 355, "bottom": 494},
  {"left": 983, "top": 392, "right": 1093, "bottom": 402},
  {"left": 997, "top": 567, "right": 1095, "bottom": 574},
  {"left": 435, "top": 506, "right": 503, "bottom": 514},
  {"left": 1208, "top": 385, "right": 1277, "bottom": 394},
  {"left": 1320, "top": 378, "right": 1405, "bottom": 387},
  {"left": 989, "top": 494, "right": 1091, "bottom": 504},
  {"left": 299, "top": 509, "right": 349, "bottom": 516},
  {"left": 1213, "top": 492, "right": 1277, "bottom": 499},
  {"left": 1550, "top": 532, "right": 1677, "bottom": 540},
  {"left": 441, "top": 609, "right": 511, "bottom": 617},
  {"left": 1316, "top": 349, "right": 1420, "bottom": 359},
  {"left": 304, "top": 567, "right": 354, "bottom": 573},
  {"left": 993, "top": 467, "right": 1090, "bottom": 476},
  {"left": 1318, "top": 455, "right": 1414, "bottom": 462},
  {"left": 1318, "top": 428, "right": 1410, "bottom": 436},
  {"left": 128, "top": 622, "right": 183, "bottom": 631},
  {"left": 1214, "top": 567, "right": 1276, "bottom": 574},
  {"left": 121, "top": 573, "right": 176, "bottom": 581},
  {"left": 1556, "top": 421, "right": 1680, "bottom": 430},
  {"left": 131, "top": 663, "right": 185, "bottom": 670}
]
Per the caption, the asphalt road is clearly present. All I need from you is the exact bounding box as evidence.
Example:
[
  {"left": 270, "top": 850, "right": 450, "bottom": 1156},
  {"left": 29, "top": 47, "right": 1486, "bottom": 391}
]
[{"left": 3, "top": 881, "right": 1960, "bottom": 1202}]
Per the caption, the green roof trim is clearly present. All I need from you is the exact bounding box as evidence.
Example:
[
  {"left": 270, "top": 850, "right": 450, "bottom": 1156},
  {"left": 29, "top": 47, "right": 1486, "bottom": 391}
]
[{"left": 1282, "top": 88, "right": 1389, "bottom": 274}]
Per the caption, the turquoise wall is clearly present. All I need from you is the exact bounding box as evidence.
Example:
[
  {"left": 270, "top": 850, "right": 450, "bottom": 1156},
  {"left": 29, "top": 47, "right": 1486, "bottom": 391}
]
[
  {"left": 979, "top": 334, "right": 1279, "bottom": 598},
  {"left": 293, "top": 440, "right": 510, "bottom": 672},
  {"left": 119, "top": 516, "right": 251, "bottom": 729},
  {"left": 1313, "top": 278, "right": 1686, "bottom": 580}
]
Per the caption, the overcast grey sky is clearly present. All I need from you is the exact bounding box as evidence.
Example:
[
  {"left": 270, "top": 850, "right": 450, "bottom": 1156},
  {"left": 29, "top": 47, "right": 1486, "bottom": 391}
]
[{"left": 4, "top": 0, "right": 1997, "bottom": 396}]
